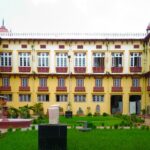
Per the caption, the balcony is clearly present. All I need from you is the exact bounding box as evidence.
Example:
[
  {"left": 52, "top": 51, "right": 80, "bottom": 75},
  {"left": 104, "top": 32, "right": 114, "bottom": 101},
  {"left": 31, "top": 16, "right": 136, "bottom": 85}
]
[
  {"left": 0, "top": 86, "right": 11, "bottom": 91},
  {"left": 75, "top": 87, "right": 85, "bottom": 92},
  {"left": 38, "top": 87, "right": 49, "bottom": 92},
  {"left": 19, "top": 86, "right": 30, "bottom": 91},
  {"left": 130, "top": 87, "right": 141, "bottom": 92},
  {"left": 37, "top": 67, "right": 49, "bottom": 73},
  {"left": 56, "top": 86, "right": 67, "bottom": 91},
  {"left": 111, "top": 67, "right": 123, "bottom": 73},
  {"left": 147, "top": 86, "right": 150, "bottom": 91},
  {"left": 19, "top": 67, "right": 31, "bottom": 72},
  {"left": 74, "top": 67, "right": 86, "bottom": 73},
  {"left": 0, "top": 66, "right": 12, "bottom": 72},
  {"left": 93, "top": 67, "right": 104, "bottom": 73},
  {"left": 93, "top": 87, "right": 104, "bottom": 92},
  {"left": 56, "top": 67, "right": 68, "bottom": 73},
  {"left": 112, "top": 87, "right": 123, "bottom": 92},
  {"left": 130, "top": 67, "right": 142, "bottom": 72}
]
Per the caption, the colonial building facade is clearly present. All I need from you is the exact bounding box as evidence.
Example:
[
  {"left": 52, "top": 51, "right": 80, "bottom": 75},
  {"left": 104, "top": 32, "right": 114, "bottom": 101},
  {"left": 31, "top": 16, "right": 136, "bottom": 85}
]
[{"left": 0, "top": 23, "right": 150, "bottom": 115}]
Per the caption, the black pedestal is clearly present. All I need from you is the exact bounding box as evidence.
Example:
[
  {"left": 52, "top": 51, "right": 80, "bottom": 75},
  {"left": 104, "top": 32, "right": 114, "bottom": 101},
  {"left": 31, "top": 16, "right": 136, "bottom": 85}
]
[
  {"left": 65, "top": 111, "right": 72, "bottom": 118},
  {"left": 38, "top": 124, "right": 67, "bottom": 150}
]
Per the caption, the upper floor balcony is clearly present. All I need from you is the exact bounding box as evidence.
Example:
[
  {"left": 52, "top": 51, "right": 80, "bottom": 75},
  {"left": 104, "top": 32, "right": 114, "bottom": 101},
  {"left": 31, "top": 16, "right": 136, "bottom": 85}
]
[
  {"left": 0, "top": 66, "right": 12, "bottom": 72},
  {"left": 147, "top": 86, "right": 150, "bottom": 91},
  {"left": 19, "top": 67, "right": 31, "bottom": 72},
  {"left": 56, "top": 67, "right": 68, "bottom": 73},
  {"left": 93, "top": 87, "right": 104, "bottom": 92},
  {"left": 130, "top": 87, "right": 141, "bottom": 92},
  {"left": 19, "top": 86, "right": 30, "bottom": 91},
  {"left": 112, "top": 87, "right": 123, "bottom": 92},
  {"left": 37, "top": 67, "right": 49, "bottom": 73},
  {"left": 75, "top": 87, "right": 85, "bottom": 92},
  {"left": 0, "top": 86, "right": 11, "bottom": 91},
  {"left": 93, "top": 67, "right": 104, "bottom": 73},
  {"left": 74, "top": 67, "right": 86, "bottom": 73},
  {"left": 111, "top": 67, "right": 123, "bottom": 73},
  {"left": 130, "top": 67, "right": 142, "bottom": 73},
  {"left": 38, "top": 86, "right": 49, "bottom": 92},
  {"left": 56, "top": 86, "right": 67, "bottom": 91}
]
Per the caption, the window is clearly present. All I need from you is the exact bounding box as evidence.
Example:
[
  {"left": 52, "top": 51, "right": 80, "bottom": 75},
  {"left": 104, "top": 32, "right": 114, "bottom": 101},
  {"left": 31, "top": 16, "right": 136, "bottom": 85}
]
[
  {"left": 74, "top": 95, "right": 86, "bottom": 102},
  {"left": 0, "top": 53, "right": 12, "bottom": 67},
  {"left": 39, "top": 78, "right": 47, "bottom": 87},
  {"left": 3, "top": 44, "right": 8, "bottom": 48},
  {"left": 0, "top": 94, "right": 12, "bottom": 101},
  {"left": 21, "top": 44, "right": 27, "bottom": 48},
  {"left": 77, "top": 45, "right": 83, "bottom": 49},
  {"left": 96, "top": 45, "right": 102, "bottom": 49},
  {"left": 112, "top": 53, "right": 123, "bottom": 67},
  {"left": 40, "top": 45, "right": 46, "bottom": 49},
  {"left": 132, "top": 78, "right": 140, "bottom": 87},
  {"left": 56, "top": 53, "right": 67, "bottom": 67},
  {"left": 56, "top": 95, "right": 68, "bottom": 102},
  {"left": 38, "top": 95, "right": 49, "bottom": 102},
  {"left": 38, "top": 53, "right": 49, "bottom": 67},
  {"left": 19, "top": 94, "right": 31, "bottom": 102},
  {"left": 21, "top": 78, "right": 28, "bottom": 87},
  {"left": 93, "top": 95, "right": 104, "bottom": 102},
  {"left": 113, "top": 78, "right": 121, "bottom": 87},
  {"left": 95, "top": 78, "right": 102, "bottom": 87},
  {"left": 59, "top": 45, "right": 65, "bottom": 49},
  {"left": 75, "top": 53, "right": 86, "bottom": 67},
  {"left": 93, "top": 53, "right": 104, "bottom": 67},
  {"left": 76, "top": 79, "right": 84, "bottom": 87},
  {"left": 130, "top": 53, "right": 141, "bottom": 67},
  {"left": 19, "top": 53, "right": 30, "bottom": 67},
  {"left": 115, "top": 45, "right": 121, "bottom": 49},
  {"left": 58, "top": 78, "right": 65, "bottom": 87},
  {"left": 2, "top": 77, "right": 10, "bottom": 87}
]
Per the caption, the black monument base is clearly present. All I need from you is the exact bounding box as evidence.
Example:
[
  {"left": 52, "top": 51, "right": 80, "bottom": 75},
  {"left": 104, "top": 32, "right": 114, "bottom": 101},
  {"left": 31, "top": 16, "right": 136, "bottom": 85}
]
[
  {"left": 65, "top": 111, "right": 72, "bottom": 118},
  {"left": 38, "top": 124, "right": 67, "bottom": 150}
]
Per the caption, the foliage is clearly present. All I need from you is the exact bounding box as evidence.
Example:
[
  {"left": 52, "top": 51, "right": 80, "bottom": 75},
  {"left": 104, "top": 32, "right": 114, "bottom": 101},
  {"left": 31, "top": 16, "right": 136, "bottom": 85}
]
[
  {"left": 18, "top": 105, "right": 31, "bottom": 118},
  {"left": 87, "top": 122, "right": 96, "bottom": 129},
  {"left": 8, "top": 107, "right": 19, "bottom": 118},
  {"left": 87, "top": 113, "right": 92, "bottom": 116},
  {"left": 93, "top": 112, "right": 100, "bottom": 116},
  {"left": 76, "top": 107, "right": 84, "bottom": 116},
  {"left": 7, "top": 128, "right": 13, "bottom": 132},
  {"left": 102, "top": 112, "right": 109, "bottom": 116},
  {"left": 114, "top": 124, "right": 119, "bottom": 129}
]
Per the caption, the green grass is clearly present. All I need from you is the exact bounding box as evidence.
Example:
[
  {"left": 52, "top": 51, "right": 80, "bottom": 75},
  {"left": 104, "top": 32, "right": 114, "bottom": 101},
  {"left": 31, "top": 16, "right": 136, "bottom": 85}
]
[
  {"left": 59, "top": 116, "right": 122, "bottom": 126},
  {"left": 1, "top": 129, "right": 150, "bottom": 150}
]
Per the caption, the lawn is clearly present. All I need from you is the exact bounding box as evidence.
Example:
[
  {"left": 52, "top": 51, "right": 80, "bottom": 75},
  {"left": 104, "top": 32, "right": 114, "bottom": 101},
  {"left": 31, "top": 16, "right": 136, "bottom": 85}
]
[{"left": 0, "top": 129, "right": 150, "bottom": 150}]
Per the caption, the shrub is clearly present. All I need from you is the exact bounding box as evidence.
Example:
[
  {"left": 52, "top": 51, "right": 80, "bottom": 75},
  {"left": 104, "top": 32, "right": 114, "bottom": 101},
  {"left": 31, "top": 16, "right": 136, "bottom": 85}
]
[
  {"left": 8, "top": 128, "right": 13, "bottom": 132},
  {"left": 102, "top": 112, "right": 109, "bottom": 116},
  {"left": 141, "top": 125, "right": 146, "bottom": 130},
  {"left": 87, "top": 113, "right": 92, "bottom": 116},
  {"left": 101, "top": 122, "right": 105, "bottom": 126},
  {"left": 93, "top": 112, "right": 100, "bottom": 116},
  {"left": 109, "top": 126, "right": 112, "bottom": 129},
  {"left": 31, "top": 125, "right": 36, "bottom": 130},
  {"left": 15, "top": 128, "right": 21, "bottom": 132},
  {"left": 114, "top": 124, "right": 118, "bottom": 129},
  {"left": 87, "top": 122, "right": 96, "bottom": 129},
  {"left": 76, "top": 107, "right": 84, "bottom": 116}
]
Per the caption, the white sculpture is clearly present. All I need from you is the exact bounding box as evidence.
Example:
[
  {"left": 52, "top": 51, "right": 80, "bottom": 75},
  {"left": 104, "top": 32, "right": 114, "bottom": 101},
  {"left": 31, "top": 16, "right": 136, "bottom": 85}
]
[{"left": 48, "top": 105, "right": 59, "bottom": 124}]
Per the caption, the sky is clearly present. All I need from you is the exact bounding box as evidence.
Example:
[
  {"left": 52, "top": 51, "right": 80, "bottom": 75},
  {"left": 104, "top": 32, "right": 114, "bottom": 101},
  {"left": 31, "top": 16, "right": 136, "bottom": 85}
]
[{"left": 0, "top": 0, "right": 150, "bottom": 33}]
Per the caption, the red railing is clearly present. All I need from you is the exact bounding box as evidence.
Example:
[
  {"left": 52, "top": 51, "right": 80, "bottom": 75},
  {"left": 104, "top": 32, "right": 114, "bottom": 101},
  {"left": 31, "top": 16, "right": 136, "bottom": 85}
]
[
  {"left": 0, "top": 86, "right": 11, "bottom": 91},
  {"left": 111, "top": 67, "right": 123, "bottom": 73},
  {"left": 93, "top": 87, "right": 104, "bottom": 92},
  {"left": 75, "top": 87, "right": 85, "bottom": 92},
  {"left": 93, "top": 67, "right": 104, "bottom": 73},
  {"left": 130, "top": 87, "right": 141, "bottom": 92},
  {"left": 74, "top": 67, "right": 86, "bottom": 73},
  {"left": 147, "top": 86, "right": 150, "bottom": 91},
  {"left": 37, "top": 67, "right": 49, "bottom": 73},
  {"left": 0, "top": 66, "right": 12, "bottom": 72},
  {"left": 56, "top": 67, "right": 68, "bottom": 73},
  {"left": 56, "top": 86, "right": 67, "bottom": 91},
  {"left": 112, "top": 87, "right": 123, "bottom": 92},
  {"left": 19, "top": 86, "right": 30, "bottom": 91},
  {"left": 19, "top": 67, "right": 31, "bottom": 72},
  {"left": 130, "top": 67, "right": 142, "bottom": 72},
  {"left": 38, "top": 87, "right": 49, "bottom": 91}
]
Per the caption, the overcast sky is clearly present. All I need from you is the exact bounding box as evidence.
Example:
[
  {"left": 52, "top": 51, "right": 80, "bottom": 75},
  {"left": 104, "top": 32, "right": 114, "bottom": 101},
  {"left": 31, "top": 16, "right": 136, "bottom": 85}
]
[{"left": 0, "top": 0, "right": 150, "bottom": 33}]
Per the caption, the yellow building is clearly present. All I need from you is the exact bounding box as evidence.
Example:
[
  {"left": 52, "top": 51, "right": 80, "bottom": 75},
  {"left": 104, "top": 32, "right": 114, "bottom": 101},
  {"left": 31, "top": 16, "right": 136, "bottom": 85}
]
[{"left": 0, "top": 23, "right": 150, "bottom": 115}]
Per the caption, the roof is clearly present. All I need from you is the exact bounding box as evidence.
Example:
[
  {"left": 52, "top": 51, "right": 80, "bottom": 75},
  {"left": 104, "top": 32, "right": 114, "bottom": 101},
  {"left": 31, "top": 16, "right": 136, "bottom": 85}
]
[
  {"left": 0, "top": 32, "right": 147, "bottom": 40},
  {"left": 0, "top": 26, "right": 8, "bottom": 32}
]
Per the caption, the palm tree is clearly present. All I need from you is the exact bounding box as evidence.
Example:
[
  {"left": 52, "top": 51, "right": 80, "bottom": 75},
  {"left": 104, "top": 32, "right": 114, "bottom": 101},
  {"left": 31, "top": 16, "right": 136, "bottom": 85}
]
[
  {"left": 18, "top": 105, "right": 31, "bottom": 118},
  {"left": 8, "top": 107, "right": 19, "bottom": 118}
]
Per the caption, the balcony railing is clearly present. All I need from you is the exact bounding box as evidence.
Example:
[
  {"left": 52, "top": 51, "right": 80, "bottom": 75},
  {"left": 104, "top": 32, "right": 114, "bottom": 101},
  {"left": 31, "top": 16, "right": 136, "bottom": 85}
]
[
  {"left": 56, "top": 67, "right": 68, "bottom": 73},
  {"left": 93, "top": 67, "right": 104, "bottom": 73},
  {"left": 19, "top": 67, "right": 31, "bottom": 72},
  {"left": 0, "top": 86, "right": 11, "bottom": 91},
  {"left": 130, "top": 67, "right": 142, "bottom": 72},
  {"left": 75, "top": 87, "right": 85, "bottom": 92},
  {"left": 37, "top": 67, "right": 49, "bottom": 73},
  {"left": 56, "top": 86, "right": 67, "bottom": 91},
  {"left": 0, "top": 66, "right": 12, "bottom": 72},
  {"left": 130, "top": 87, "right": 141, "bottom": 92},
  {"left": 19, "top": 86, "right": 30, "bottom": 91},
  {"left": 93, "top": 87, "right": 104, "bottom": 92},
  {"left": 147, "top": 86, "right": 150, "bottom": 91},
  {"left": 112, "top": 87, "right": 123, "bottom": 92},
  {"left": 111, "top": 67, "right": 123, "bottom": 73},
  {"left": 38, "top": 87, "right": 49, "bottom": 91},
  {"left": 74, "top": 67, "right": 86, "bottom": 73}
]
